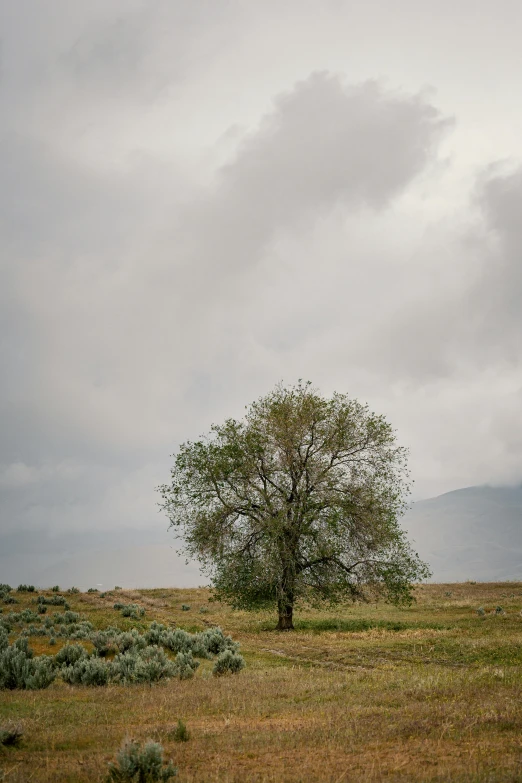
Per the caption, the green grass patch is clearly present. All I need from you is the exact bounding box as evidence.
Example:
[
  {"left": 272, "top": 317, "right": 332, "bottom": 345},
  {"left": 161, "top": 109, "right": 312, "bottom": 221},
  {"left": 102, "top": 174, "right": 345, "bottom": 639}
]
[{"left": 290, "top": 618, "right": 452, "bottom": 633}]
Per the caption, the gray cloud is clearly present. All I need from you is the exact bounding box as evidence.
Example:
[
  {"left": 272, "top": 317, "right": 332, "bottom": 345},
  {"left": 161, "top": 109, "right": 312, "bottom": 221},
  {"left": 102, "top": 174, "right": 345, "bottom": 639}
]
[{"left": 1, "top": 1, "right": 522, "bottom": 585}]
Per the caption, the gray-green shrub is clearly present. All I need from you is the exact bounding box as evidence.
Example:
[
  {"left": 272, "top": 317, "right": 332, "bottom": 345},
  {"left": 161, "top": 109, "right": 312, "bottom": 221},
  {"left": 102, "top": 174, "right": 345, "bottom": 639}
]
[
  {"left": 0, "top": 638, "right": 56, "bottom": 690},
  {"left": 107, "top": 739, "right": 177, "bottom": 782},
  {"left": 38, "top": 595, "right": 68, "bottom": 608},
  {"left": 19, "top": 609, "right": 40, "bottom": 624},
  {"left": 115, "top": 630, "right": 147, "bottom": 654},
  {"left": 54, "top": 643, "right": 88, "bottom": 667},
  {"left": 112, "top": 646, "right": 195, "bottom": 685},
  {"left": 212, "top": 650, "right": 245, "bottom": 676},
  {"left": 62, "top": 656, "right": 111, "bottom": 686},
  {"left": 122, "top": 604, "right": 145, "bottom": 619},
  {"left": 172, "top": 652, "right": 199, "bottom": 680}
]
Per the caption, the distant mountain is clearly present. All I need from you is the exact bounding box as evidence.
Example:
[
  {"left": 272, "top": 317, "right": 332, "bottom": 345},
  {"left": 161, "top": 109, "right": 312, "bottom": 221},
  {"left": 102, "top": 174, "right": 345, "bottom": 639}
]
[
  {"left": 402, "top": 485, "right": 522, "bottom": 582},
  {"left": 1, "top": 485, "right": 521, "bottom": 589},
  {"left": 0, "top": 527, "right": 204, "bottom": 590}
]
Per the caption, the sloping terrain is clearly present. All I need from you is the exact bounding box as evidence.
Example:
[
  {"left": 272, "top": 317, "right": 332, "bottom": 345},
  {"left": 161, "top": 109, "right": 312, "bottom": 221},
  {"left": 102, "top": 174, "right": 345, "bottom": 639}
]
[
  {"left": 1, "top": 582, "right": 522, "bottom": 782},
  {"left": 403, "top": 485, "right": 522, "bottom": 582},
  {"left": 2, "top": 484, "right": 521, "bottom": 588}
]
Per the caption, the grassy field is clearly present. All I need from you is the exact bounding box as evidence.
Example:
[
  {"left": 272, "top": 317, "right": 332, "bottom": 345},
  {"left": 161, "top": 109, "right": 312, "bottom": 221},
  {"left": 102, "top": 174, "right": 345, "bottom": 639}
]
[{"left": 1, "top": 582, "right": 522, "bottom": 782}]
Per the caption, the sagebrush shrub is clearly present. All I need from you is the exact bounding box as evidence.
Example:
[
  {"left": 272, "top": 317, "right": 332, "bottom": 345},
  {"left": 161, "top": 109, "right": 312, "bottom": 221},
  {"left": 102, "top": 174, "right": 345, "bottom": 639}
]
[
  {"left": 3, "top": 596, "right": 16, "bottom": 605},
  {"left": 172, "top": 652, "right": 199, "bottom": 681},
  {"left": 24, "top": 656, "right": 56, "bottom": 690},
  {"left": 91, "top": 630, "right": 119, "bottom": 657},
  {"left": 67, "top": 587, "right": 80, "bottom": 594},
  {"left": 144, "top": 622, "right": 165, "bottom": 646},
  {"left": 54, "top": 643, "right": 88, "bottom": 667},
  {"left": 212, "top": 650, "right": 245, "bottom": 676},
  {"left": 62, "top": 657, "right": 111, "bottom": 686},
  {"left": 115, "top": 630, "right": 147, "bottom": 654},
  {"left": 160, "top": 629, "right": 193, "bottom": 655},
  {"left": 107, "top": 739, "right": 177, "bottom": 782},
  {"left": 198, "top": 627, "right": 239, "bottom": 656},
  {"left": 51, "top": 586, "right": 60, "bottom": 592},
  {"left": 0, "top": 638, "right": 55, "bottom": 690},
  {"left": 181, "top": 605, "right": 190, "bottom": 612},
  {"left": 19, "top": 609, "right": 40, "bottom": 624},
  {"left": 112, "top": 646, "right": 188, "bottom": 685},
  {"left": 121, "top": 604, "right": 145, "bottom": 619},
  {"left": 38, "top": 595, "right": 68, "bottom": 608},
  {"left": 0, "top": 585, "right": 12, "bottom": 595}
]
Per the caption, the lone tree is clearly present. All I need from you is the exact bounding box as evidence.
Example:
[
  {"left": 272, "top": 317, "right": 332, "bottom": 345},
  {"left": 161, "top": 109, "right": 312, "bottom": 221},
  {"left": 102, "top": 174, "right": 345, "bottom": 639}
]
[{"left": 159, "top": 382, "right": 430, "bottom": 630}]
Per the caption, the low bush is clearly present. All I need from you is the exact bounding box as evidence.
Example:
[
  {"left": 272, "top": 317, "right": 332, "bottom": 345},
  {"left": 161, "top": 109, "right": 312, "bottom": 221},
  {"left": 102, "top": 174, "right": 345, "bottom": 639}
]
[
  {"left": 181, "top": 605, "right": 190, "bottom": 612},
  {"left": 67, "top": 587, "right": 80, "bottom": 594},
  {"left": 0, "top": 723, "right": 23, "bottom": 748},
  {"left": 159, "top": 629, "right": 193, "bottom": 655},
  {"left": 122, "top": 604, "right": 145, "bottom": 619},
  {"left": 54, "top": 643, "right": 88, "bottom": 667},
  {"left": 0, "top": 638, "right": 56, "bottom": 690},
  {"left": 115, "top": 630, "right": 147, "bottom": 654},
  {"left": 107, "top": 739, "right": 177, "bottom": 782},
  {"left": 38, "top": 595, "right": 68, "bottom": 608},
  {"left": 197, "top": 627, "right": 239, "bottom": 656},
  {"left": 16, "top": 585, "right": 35, "bottom": 593},
  {"left": 87, "top": 588, "right": 99, "bottom": 593},
  {"left": 62, "top": 656, "right": 111, "bottom": 686},
  {"left": 3, "top": 596, "right": 16, "bottom": 605},
  {"left": 172, "top": 652, "right": 199, "bottom": 680},
  {"left": 51, "top": 585, "right": 60, "bottom": 592},
  {"left": 113, "top": 646, "right": 195, "bottom": 684},
  {"left": 0, "top": 585, "right": 12, "bottom": 595},
  {"left": 171, "top": 720, "right": 189, "bottom": 743},
  {"left": 212, "top": 650, "right": 245, "bottom": 676},
  {"left": 19, "top": 609, "right": 40, "bottom": 624}
]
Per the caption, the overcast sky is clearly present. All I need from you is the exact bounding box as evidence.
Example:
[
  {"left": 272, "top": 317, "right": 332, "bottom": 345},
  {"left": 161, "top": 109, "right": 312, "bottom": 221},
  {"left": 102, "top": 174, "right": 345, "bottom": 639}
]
[{"left": 1, "top": 0, "right": 522, "bottom": 542}]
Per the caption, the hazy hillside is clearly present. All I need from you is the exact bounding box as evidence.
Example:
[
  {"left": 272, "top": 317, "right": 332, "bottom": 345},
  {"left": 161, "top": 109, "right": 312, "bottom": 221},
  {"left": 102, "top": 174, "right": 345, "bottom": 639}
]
[
  {"left": 402, "top": 485, "right": 522, "bottom": 582},
  {"left": 1, "top": 485, "right": 521, "bottom": 588},
  {"left": 0, "top": 527, "right": 204, "bottom": 590}
]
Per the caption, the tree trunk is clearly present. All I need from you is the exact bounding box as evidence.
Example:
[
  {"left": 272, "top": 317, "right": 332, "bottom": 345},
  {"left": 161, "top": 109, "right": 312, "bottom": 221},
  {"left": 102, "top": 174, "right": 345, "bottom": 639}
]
[{"left": 276, "top": 598, "right": 294, "bottom": 630}]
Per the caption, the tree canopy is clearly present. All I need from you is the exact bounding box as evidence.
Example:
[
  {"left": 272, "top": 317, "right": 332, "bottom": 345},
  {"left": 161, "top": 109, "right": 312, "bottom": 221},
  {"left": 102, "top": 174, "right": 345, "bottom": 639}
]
[{"left": 159, "top": 382, "right": 430, "bottom": 629}]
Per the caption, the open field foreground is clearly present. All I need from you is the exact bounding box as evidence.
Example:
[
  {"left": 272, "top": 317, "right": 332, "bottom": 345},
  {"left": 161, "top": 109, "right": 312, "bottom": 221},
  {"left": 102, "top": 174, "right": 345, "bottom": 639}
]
[{"left": 2, "top": 583, "right": 522, "bottom": 782}]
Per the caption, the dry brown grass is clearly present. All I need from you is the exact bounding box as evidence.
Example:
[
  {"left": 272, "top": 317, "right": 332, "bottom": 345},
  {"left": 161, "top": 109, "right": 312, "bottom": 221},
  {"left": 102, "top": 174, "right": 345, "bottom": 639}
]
[{"left": 2, "top": 582, "right": 522, "bottom": 781}]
